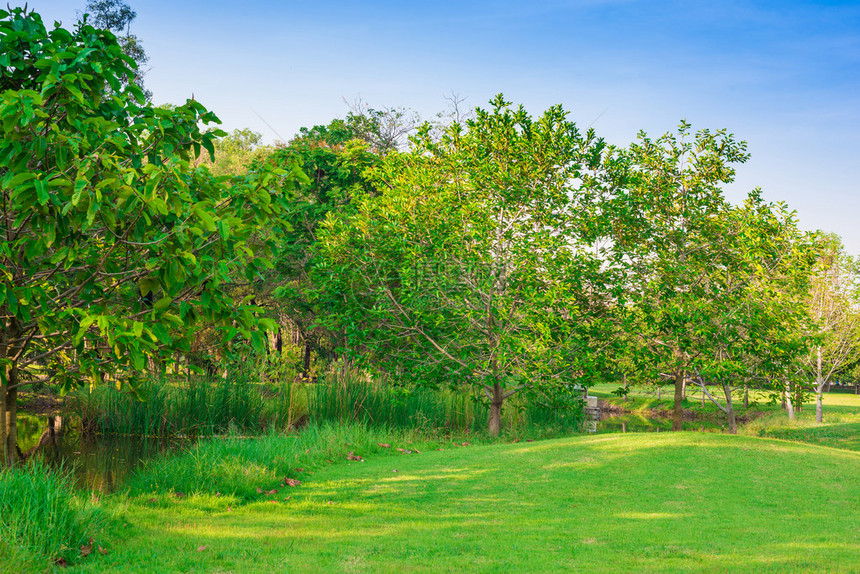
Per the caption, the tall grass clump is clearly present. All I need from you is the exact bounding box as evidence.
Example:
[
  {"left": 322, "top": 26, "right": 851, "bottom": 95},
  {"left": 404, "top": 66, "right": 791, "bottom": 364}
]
[
  {"left": 0, "top": 460, "right": 114, "bottom": 572},
  {"left": 308, "top": 369, "right": 584, "bottom": 436},
  {"left": 72, "top": 373, "right": 306, "bottom": 438}
]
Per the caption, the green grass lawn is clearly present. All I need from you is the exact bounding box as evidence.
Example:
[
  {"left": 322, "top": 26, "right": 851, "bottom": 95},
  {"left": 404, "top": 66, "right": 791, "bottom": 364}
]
[{"left": 66, "top": 432, "right": 859, "bottom": 574}]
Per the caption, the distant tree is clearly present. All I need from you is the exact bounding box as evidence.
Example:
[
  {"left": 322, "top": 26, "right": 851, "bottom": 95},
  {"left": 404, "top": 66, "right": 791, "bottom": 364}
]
[
  {"left": 195, "top": 128, "right": 276, "bottom": 176},
  {"left": 263, "top": 117, "right": 381, "bottom": 374},
  {"left": 799, "top": 235, "right": 860, "bottom": 422},
  {"left": 687, "top": 197, "right": 813, "bottom": 433},
  {"left": 80, "top": 0, "right": 150, "bottom": 100},
  {"left": 0, "top": 8, "right": 291, "bottom": 465},
  {"left": 343, "top": 96, "right": 420, "bottom": 154}
]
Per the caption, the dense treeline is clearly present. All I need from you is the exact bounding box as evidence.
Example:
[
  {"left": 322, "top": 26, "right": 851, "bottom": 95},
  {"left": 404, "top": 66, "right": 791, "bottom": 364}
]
[{"left": 2, "top": 5, "right": 859, "bottom": 470}]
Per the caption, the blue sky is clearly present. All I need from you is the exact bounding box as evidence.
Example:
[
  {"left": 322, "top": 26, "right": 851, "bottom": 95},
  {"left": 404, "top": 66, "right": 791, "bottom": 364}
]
[{"left": 23, "top": 0, "right": 860, "bottom": 253}]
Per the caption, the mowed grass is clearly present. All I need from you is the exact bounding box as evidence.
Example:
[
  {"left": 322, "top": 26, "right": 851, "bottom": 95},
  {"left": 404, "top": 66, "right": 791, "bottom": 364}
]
[{"left": 69, "top": 433, "right": 860, "bottom": 573}]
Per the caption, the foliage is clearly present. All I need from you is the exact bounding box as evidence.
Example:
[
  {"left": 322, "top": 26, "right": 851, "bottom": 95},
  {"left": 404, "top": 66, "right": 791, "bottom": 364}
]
[
  {"left": 318, "top": 95, "right": 620, "bottom": 434},
  {"left": 262, "top": 115, "right": 383, "bottom": 366},
  {"left": 0, "top": 459, "right": 115, "bottom": 571},
  {"left": 0, "top": 8, "right": 292, "bottom": 464}
]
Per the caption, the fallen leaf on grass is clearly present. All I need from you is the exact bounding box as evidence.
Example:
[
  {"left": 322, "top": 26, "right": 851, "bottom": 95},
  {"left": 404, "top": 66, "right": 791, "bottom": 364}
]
[
  {"left": 266, "top": 489, "right": 279, "bottom": 495},
  {"left": 284, "top": 477, "right": 302, "bottom": 487},
  {"left": 526, "top": 439, "right": 534, "bottom": 443},
  {"left": 174, "top": 492, "right": 185, "bottom": 499},
  {"left": 80, "top": 543, "right": 92, "bottom": 558},
  {"left": 295, "top": 467, "right": 305, "bottom": 473},
  {"left": 377, "top": 443, "right": 391, "bottom": 448},
  {"left": 226, "top": 507, "right": 232, "bottom": 512},
  {"left": 197, "top": 546, "right": 207, "bottom": 552},
  {"left": 392, "top": 469, "right": 398, "bottom": 473},
  {"left": 256, "top": 487, "right": 263, "bottom": 494},
  {"left": 346, "top": 452, "right": 364, "bottom": 461},
  {"left": 98, "top": 547, "right": 108, "bottom": 555}
]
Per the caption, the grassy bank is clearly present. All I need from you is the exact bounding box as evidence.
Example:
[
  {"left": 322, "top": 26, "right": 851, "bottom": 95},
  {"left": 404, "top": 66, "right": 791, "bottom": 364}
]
[
  {"left": 66, "top": 432, "right": 859, "bottom": 573},
  {"left": 0, "top": 460, "right": 116, "bottom": 573}
]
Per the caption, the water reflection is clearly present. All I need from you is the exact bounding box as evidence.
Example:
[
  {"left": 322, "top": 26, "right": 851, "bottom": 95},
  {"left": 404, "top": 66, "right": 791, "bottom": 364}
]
[{"left": 17, "top": 414, "right": 189, "bottom": 492}]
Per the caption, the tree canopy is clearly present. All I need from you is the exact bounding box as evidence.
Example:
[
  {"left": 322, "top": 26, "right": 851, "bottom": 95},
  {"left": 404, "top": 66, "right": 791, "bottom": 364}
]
[{"left": 0, "top": 7, "right": 292, "bottom": 465}]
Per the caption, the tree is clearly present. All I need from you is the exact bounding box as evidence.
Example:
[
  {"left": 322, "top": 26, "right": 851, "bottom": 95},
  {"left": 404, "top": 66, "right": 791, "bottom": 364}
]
[
  {"left": 81, "top": 0, "right": 150, "bottom": 100},
  {"left": 0, "top": 8, "right": 290, "bottom": 466},
  {"left": 616, "top": 122, "right": 749, "bottom": 430},
  {"left": 687, "top": 197, "right": 813, "bottom": 432},
  {"left": 194, "top": 128, "right": 276, "bottom": 176},
  {"left": 317, "top": 95, "right": 620, "bottom": 435},
  {"left": 263, "top": 117, "right": 380, "bottom": 375},
  {"left": 800, "top": 235, "right": 860, "bottom": 422},
  {"left": 617, "top": 124, "right": 818, "bottom": 432}
]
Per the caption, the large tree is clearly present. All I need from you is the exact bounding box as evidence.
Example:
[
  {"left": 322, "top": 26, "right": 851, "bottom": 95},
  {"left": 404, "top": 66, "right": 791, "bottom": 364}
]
[
  {"left": 317, "top": 96, "right": 621, "bottom": 435},
  {"left": 616, "top": 122, "right": 749, "bottom": 430},
  {"left": 0, "top": 8, "right": 290, "bottom": 465},
  {"left": 685, "top": 196, "right": 813, "bottom": 432}
]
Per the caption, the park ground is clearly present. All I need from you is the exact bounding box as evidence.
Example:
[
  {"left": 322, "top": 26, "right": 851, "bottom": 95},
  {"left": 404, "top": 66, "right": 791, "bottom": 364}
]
[{"left": 37, "top": 389, "right": 859, "bottom": 574}]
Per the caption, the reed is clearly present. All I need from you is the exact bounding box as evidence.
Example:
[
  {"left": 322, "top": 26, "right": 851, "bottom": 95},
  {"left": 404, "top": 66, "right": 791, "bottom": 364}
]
[
  {"left": 71, "top": 374, "right": 305, "bottom": 438},
  {"left": 70, "top": 362, "right": 582, "bottom": 438},
  {"left": 0, "top": 460, "right": 114, "bottom": 572},
  {"left": 307, "top": 369, "right": 583, "bottom": 435}
]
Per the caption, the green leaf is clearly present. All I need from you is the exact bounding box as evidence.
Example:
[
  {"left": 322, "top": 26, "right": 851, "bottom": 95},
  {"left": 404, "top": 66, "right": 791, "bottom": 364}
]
[
  {"left": 35, "top": 179, "right": 49, "bottom": 206},
  {"left": 154, "top": 296, "right": 172, "bottom": 312}
]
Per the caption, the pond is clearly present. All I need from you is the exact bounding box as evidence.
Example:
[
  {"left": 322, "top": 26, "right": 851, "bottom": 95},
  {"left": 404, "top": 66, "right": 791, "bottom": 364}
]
[
  {"left": 16, "top": 412, "right": 189, "bottom": 493},
  {"left": 16, "top": 406, "right": 715, "bottom": 493}
]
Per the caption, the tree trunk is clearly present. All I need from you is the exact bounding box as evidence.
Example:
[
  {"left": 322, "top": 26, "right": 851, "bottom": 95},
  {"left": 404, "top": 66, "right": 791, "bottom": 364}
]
[
  {"left": 0, "top": 371, "right": 8, "bottom": 468},
  {"left": 673, "top": 369, "right": 684, "bottom": 431},
  {"left": 722, "top": 382, "right": 737, "bottom": 434},
  {"left": 302, "top": 340, "right": 312, "bottom": 378},
  {"left": 488, "top": 382, "right": 503, "bottom": 437},
  {"left": 785, "top": 381, "right": 795, "bottom": 421},
  {"left": 815, "top": 346, "right": 824, "bottom": 423},
  {"left": 815, "top": 393, "right": 824, "bottom": 424},
  {"left": 3, "top": 373, "right": 18, "bottom": 467},
  {"left": 1, "top": 317, "right": 21, "bottom": 467}
]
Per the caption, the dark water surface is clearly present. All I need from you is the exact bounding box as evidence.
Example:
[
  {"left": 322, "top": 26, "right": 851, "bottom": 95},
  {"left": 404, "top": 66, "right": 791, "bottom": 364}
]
[
  {"left": 17, "top": 413, "right": 189, "bottom": 492},
  {"left": 16, "top": 408, "right": 707, "bottom": 492}
]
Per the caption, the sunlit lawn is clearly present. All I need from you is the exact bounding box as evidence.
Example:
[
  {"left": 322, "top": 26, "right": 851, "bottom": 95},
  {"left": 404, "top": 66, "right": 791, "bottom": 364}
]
[{"left": 70, "top": 432, "right": 860, "bottom": 573}]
